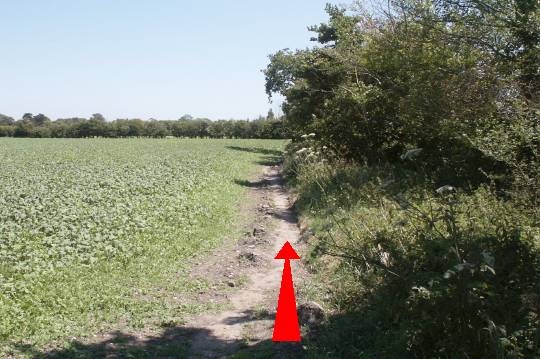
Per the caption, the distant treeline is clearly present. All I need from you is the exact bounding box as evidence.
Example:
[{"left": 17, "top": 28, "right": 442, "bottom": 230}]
[{"left": 0, "top": 112, "right": 289, "bottom": 139}]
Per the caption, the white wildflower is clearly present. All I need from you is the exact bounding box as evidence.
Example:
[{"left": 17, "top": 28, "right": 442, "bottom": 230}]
[
  {"left": 436, "top": 185, "right": 455, "bottom": 194},
  {"left": 377, "top": 244, "right": 392, "bottom": 267},
  {"left": 400, "top": 148, "right": 423, "bottom": 160}
]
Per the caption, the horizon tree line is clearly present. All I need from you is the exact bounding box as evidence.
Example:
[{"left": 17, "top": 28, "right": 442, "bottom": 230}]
[{"left": 0, "top": 110, "right": 289, "bottom": 139}]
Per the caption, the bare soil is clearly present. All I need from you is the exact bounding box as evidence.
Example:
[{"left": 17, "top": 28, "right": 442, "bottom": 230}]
[{"left": 185, "top": 165, "right": 305, "bottom": 358}]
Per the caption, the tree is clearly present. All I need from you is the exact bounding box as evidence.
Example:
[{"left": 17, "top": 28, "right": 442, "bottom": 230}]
[
  {"left": 22, "top": 113, "right": 33, "bottom": 123},
  {"left": 79, "top": 116, "right": 105, "bottom": 137},
  {"left": 90, "top": 113, "right": 106, "bottom": 122},
  {"left": 31, "top": 113, "right": 50, "bottom": 126},
  {"left": 267, "top": 109, "right": 275, "bottom": 120},
  {"left": 145, "top": 119, "right": 170, "bottom": 138},
  {"left": 421, "top": 0, "right": 540, "bottom": 102},
  {"left": 112, "top": 119, "right": 130, "bottom": 137},
  {"left": 0, "top": 113, "right": 285, "bottom": 139},
  {"left": 128, "top": 119, "right": 145, "bottom": 137},
  {"left": 0, "top": 114, "right": 15, "bottom": 125}
]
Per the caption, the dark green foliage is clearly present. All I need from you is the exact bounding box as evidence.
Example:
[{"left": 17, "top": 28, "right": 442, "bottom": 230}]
[
  {"left": 0, "top": 114, "right": 15, "bottom": 126},
  {"left": 291, "top": 157, "right": 539, "bottom": 358},
  {"left": 0, "top": 115, "right": 289, "bottom": 139},
  {"left": 265, "top": 0, "right": 539, "bottom": 192},
  {"left": 273, "top": 2, "right": 539, "bottom": 357}
]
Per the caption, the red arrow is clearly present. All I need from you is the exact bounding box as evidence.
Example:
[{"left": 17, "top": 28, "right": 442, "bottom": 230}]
[{"left": 272, "top": 241, "right": 301, "bottom": 342}]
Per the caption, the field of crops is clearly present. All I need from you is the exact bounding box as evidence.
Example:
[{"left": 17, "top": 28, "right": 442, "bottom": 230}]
[{"left": 0, "top": 138, "right": 285, "bottom": 355}]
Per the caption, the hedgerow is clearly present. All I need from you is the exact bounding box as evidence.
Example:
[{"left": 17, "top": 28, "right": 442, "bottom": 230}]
[{"left": 269, "top": 1, "right": 539, "bottom": 356}]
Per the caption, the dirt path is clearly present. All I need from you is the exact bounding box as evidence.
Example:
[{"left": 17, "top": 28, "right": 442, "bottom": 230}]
[{"left": 186, "top": 165, "right": 304, "bottom": 358}]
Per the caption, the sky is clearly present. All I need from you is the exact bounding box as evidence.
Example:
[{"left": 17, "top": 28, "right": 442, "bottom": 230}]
[{"left": 0, "top": 0, "right": 346, "bottom": 121}]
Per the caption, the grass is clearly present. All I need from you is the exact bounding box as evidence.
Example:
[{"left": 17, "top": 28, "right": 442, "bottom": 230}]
[
  {"left": 0, "top": 138, "right": 286, "bottom": 357},
  {"left": 287, "top": 155, "right": 540, "bottom": 358}
]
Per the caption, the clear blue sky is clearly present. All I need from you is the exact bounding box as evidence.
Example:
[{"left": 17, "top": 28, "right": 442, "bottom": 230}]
[{"left": 0, "top": 0, "right": 345, "bottom": 121}]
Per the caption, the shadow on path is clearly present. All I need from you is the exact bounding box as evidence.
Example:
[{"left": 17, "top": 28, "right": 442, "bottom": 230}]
[
  {"left": 234, "top": 171, "right": 297, "bottom": 226},
  {"left": 234, "top": 178, "right": 269, "bottom": 188},
  {"left": 225, "top": 145, "right": 283, "bottom": 167},
  {"left": 14, "top": 318, "right": 303, "bottom": 358},
  {"left": 225, "top": 146, "right": 283, "bottom": 157},
  {"left": 233, "top": 170, "right": 281, "bottom": 189}
]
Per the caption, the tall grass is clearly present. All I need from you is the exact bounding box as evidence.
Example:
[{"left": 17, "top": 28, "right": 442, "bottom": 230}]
[{"left": 287, "top": 145, "right": 540, "bottom": 358}]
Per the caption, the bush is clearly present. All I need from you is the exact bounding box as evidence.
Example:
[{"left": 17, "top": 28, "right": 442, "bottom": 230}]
[
  {"left": 290, "top": 152, "right": 540, "bottom": 358},
  {"left": 270, "top": 1, "right": 539, "bottom": 357},
  {"left": 266, "top": 1, "right": 539, "bottom": 196},
  {"left": 0, "top": 126, "right": 15, "bottom": 137}
]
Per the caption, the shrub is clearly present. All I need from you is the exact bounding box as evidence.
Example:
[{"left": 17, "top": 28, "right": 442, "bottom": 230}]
[{"left": 291, "top": 154, "right": 540, "bottom": 358}]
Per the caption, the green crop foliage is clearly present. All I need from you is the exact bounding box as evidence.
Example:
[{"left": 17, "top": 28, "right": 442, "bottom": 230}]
[{"left": 0, "top": 138, "right": 285, "bottom": 356}]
